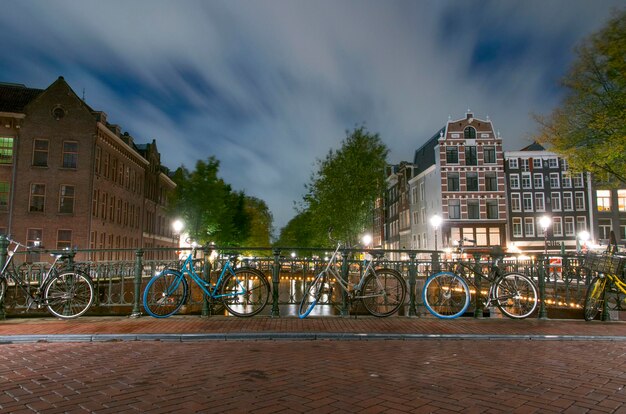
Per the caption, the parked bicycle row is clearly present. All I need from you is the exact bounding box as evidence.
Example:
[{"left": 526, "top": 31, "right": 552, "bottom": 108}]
[{"left": 0, "top": 235, "right": 623, "bottom": 321}]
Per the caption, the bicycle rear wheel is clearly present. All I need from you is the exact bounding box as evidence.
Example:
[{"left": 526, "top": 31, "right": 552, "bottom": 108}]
[
  {"left": 298, "top": 272, "right": 328, "bottom": 319},
  {"left": 143, "top": 269, "right": 188, "bottom": 318},
  {"left": 423, "top": 271, "right": 470, "bottom": 319},
  {"left": 361, "top": 268, "right": 406, "bottom": 317},
  {"left": 584, "top": 276, "right": 606, "bottom": 321},
  {"left": 494, "top": 272, "right": 538, "bottom": 319},
  {"left": 0, "top": 277, "right": 6, "bottom": 303},
  {"left": 221, "top": 268, "right": 270, "bottom": 317},
  {"left": 44, "top": 271, "right": 94, "bottom": 319}
]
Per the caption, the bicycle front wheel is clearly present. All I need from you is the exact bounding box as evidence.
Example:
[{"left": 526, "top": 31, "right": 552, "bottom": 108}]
[
  {"left": 584, "top": 276, "right": 607, "bottom": 321},
  {"left": 361, "top": 268, "right": 406, "bottom": 317},
  {"left": 143, "top": 269, "right": 188, "bottom": 318},
  {"left": 221, "top": 268, "right": 270, "bottom": 317},
  {"left": 298, "top": 272, "right": 328, "bottom": 319},
  {"left": 423, "top": 271, "right": 470, "bottom": 319},
  {"left": 494, "top": 272, "right": 538, "bottom": 319},
  {"left": 44, "top": 271, "right": 94, "bottom": 319}
]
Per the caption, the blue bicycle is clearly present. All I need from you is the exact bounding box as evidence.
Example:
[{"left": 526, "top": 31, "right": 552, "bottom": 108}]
[{"left": 143, "top": 248, "right": 270, "bottom": 318}]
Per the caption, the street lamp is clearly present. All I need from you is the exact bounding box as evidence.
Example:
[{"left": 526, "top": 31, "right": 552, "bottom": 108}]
[
  {"left": 430, "top": 215, "right": 442, "bottom": 251},
  {"left": 362, "top": 234, "right": 373, "bottom": 247},
  {"left": 172, "top": 219, "right": 184, "bottom": 235},
  {"left": 539, "top": 216, "right": 551, "bottom": 255},
  {"left": 577, "top": 230, "right": 590, "bottom": 253}
]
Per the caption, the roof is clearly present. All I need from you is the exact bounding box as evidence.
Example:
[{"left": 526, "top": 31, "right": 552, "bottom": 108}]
[
  {"left": 0, "top": 83, "right": 43, "bottom": 112},
  {"left": 520, "top": 141, "right": 546, "bottom": 151},
  {"left": 412, "top": 127, "right": 444, "bottom": 175}
]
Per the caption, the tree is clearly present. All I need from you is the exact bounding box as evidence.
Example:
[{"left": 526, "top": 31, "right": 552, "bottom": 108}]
[
  {"left": 275, "top": 211, "right": 315, "bottom": 248},
  {"left": 534, "top": 10, "right": 626, "bottom": 183},
  {"left": 242, "top": 196, "right": 274, "bottom": 255},
  {"left": 302, "top": 126, "right": 389, "bottom": 246},
  {"left": 169, "top": 157, "right": 252, "bottom": 246}
]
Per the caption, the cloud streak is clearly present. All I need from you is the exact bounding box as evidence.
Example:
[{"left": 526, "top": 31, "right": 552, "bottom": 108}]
[{"left": 1, "top": 0, "right": 622, "bottom": 231}]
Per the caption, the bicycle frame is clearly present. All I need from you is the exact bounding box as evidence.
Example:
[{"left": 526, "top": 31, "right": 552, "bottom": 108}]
[
  {"left": 173, "top": 251, "right": 245, "bottom": 300},
  {"left": 1, "top": 240, "right": 64, "bottom": 296}
]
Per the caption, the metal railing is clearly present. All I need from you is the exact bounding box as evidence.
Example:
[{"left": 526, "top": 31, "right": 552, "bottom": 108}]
[{"left": 0, "top": 242, "right": 604, "bottom": 320}]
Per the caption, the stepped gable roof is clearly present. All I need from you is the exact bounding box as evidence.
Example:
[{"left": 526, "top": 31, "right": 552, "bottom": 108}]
[
  {"left": 0, "top": 82, "right": 43, "bottom": 112},
  {"left": 520, "top": 141, "right": 546, "bottom": 151},
  {"left": 413, "top": 127, "right": 444, "bottom": 175}
]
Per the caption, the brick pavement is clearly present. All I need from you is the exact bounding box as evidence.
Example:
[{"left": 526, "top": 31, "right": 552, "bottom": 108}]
[{"left": 1, "top": 316, "right": 625, "bottom": 413}]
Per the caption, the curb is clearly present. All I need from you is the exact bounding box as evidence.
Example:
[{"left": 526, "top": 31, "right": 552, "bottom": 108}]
[{"left": 2, "top": 332, "right": 626, "bottom": 344}]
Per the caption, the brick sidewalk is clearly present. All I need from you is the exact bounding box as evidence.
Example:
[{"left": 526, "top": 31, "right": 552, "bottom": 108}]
[{"left": 0, "top": 315, "right": 625, "bottom": 341}]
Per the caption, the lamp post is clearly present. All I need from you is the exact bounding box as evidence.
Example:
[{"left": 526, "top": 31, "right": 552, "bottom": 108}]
[
  {"left": 539, "top": 216, "right": 551, "bottom": 255},
  {"left": 430, "top": 215, "right": 442, "bottom": 251},
  {"left": 577, "top": 230, "right": 590, "bottom": 253}
]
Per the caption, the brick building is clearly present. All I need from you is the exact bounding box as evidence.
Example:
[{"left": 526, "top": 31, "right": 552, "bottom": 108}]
[{"left": 0, "top": 77, "right": 177, "bottom": 258}]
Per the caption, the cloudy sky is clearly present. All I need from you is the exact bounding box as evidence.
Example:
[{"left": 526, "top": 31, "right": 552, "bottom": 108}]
[{"left": 1, "top": 0, "right": 622, "bottom": 233}]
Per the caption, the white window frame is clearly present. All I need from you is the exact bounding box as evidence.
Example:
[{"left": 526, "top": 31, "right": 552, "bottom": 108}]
[
  {"left": 553, "top": 217, "right": 563, "bottom": 237},
  {"left": 563, "top": 192, "right": 573, "bottom": 211},
  {"left": 524, "top": 217, "right": 535, "bottom": 237},
  {"left": 523, "top": 193, "right": 533, "bottom": 212},
  {"left": 533, "top": 173, "right": 544, "bottom": 189},
  {"left": 575, "top": 192, "right": 585, "bottom": 211},
  {"left": 551, "top": 192, "right": 561, "bottom": 212},
  {"left": 508, "top": 158, "right": 518, "bottom": 169},
  {"left": 512, "top": 218, "right": 522, "bottom": 238},
  {"left": 511, "top": 193, "right": 521, "bottom": 212},
  {"left": 535, "top": 193, "right": 545, "bottom": 212},
  {"left": 550, "top": 173, "right": 560, "bottom": 189},
  {"left": 510, "top": 174, "right": 520, "bottom": 190},
  {"left": 564, "top": 217, "right": 575, "bottom": 236}
]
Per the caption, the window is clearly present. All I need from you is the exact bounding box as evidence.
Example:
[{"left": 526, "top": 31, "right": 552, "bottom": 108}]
[
  {"left": 489, "top": 228, "right": 501, "bottom": 246},
  {"left": 548, "top": 158, "right": 558, "bottom": 168},
  {"left": 508, "top": 158, "right": 518, "bottom": 169},
  {"left": 549, "top": 173, "right": 560, "bottom": 188},
  {"left": 564, "top": 217, "right": 575, "bottom": 236},
  {"left": 511, "top": 194, "right": 521, "bottom": 212},
  {"left": 0, "top": 182, "right": 8, "bottom": 211},
  {"left": 29, "top": 184, "right": 45, "bottom": 212},
  {"left": 562, "top": 173, "right": 572, "bottom": 188},
  {"left": 618, "top": 190, "right": 626, "bottom": 212},
  {"left": 562, "top": 159, "right": 569, "bottom": 171},
  {"left": 620, "top": 221, "right": 626, "bottom": 241},
  {"left": 510, "top": 174, "right": 520, "bottom": 189},
  {"left": 0, "top": 137, "right": 14, "bottom": 165},
  {"left": 520, "top": 159, "right": 529, "bottom": 172},
  {"left": 535, "top": 193, "right": 545, "bottom": 212},
  {"left": 533, "top": 158, "right": 542, "bottom": 169},
  {"left": 62, "top": 141, "right": 78, "bottom": 168},
  {"left": 464, "top": 126, "right": 476, "bottom": 139},
  {"left": 465, "top": 146, "right": 477, "bottom": 166},
  {"left": 597, "top": 190, "right": 611, "bottom": 211},
  {"left": 553, "top": 217, "right": 563, "bottom": 236},
  {"left": 32, "top": 139, "right": 49, "bottom": 167},
  {"left": 95, "top": 146, "right": 101, "bottom": 175},
  {"left": 573, "top": 173, "right": 584, "bottom": 188},
  {"left": 533, "top": 174, "right": 544, "bottom": 189},
  {"left": 59, "top": 185, "right": 75, "bottom": 214},
  {"left": 484, "top": 146, "right": 496, "bottom": 164},
  {"left": 476, "top": 228, "right": 487, "bottom": 246},
  {"left": 513, "top": 218, "right": 522, "bottom": 237},
  {"left": 420, "top": 182, "right": 425, "bottom": 201},
  {"left": 446, "top": 147, "right": 458, "bottom": 164},
  {"left": 521, "top": 173, "right": 532, "bottom": 189},
  {"left": 486, "top": 200, "right": 498, "bottom": 219},
  {"left": 551, "top": 192, "right": 561, "bottom": 211},
  {"left": 524, "top": 218, "right": 535, "bottom": 237},
  {"left": 523, "top": 193, "right": 533, "bottom": 212},
  {"left": 57, "top": 230, "right": 72, "bottom": 250},
  {"left": 599, "top": 219, "right": 612, "bottom": 240},
  {"left": 27, "top": 228, "right": 43, "bottom": 247},
  {"left": 485, "top": 173, "right": 497, "bottom": 191},
  {"left": 563, "top": 192, "right": 573, "bottom": 211},
  {"left": 448, "top": 200, "right": 460, "bottom": 219},
  {"left": 576, "top": 216, "right": 587, "bottom": 232},
  {"left": 468, "top": 200, "right": 480, "bottom": 219},
  {"left": 447, "top": 173, "right": 459, "bottom": 191},
  {"left": 466, "top": 172, "right": 478, "bottom": 191},
  {"left": 575, "top": 192, "right": 585, "bottom": 211}
]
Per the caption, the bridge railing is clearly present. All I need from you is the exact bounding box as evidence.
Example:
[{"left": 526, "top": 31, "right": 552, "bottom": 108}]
[{"left": 0, "top": 242, "right": 601, "bottom": 319}]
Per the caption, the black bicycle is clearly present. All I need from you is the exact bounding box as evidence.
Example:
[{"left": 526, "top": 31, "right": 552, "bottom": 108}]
[{"left": 0, "top": 238, "right": 95, "bottom": 318}]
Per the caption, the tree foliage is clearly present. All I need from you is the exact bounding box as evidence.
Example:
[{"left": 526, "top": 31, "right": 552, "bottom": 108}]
[
  {"left": 299, "top": 126, "right": 389, "bottom": 246},
  {"left": 169, "top": 157, "right": 251, "bottom": 246},
  {"left": 535, "top": 10, "right": 626, "bottom": 183},
  {"left": 242, "top": 196, "right": 274, "bottom": 255}
]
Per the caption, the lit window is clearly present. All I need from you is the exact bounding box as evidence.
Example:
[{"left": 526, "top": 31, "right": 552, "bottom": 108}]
[
  {"left": 0, "top": 182, "right": 8, "bottom": 211},
  {"left": 0, "top": 137, "right": 14, "bottom": 164},
  {"left": 27, "top": 228, "right": 43, "bottom": 247},
  {"left": 597, "top": 190, "right": 611, "bottom": 211}
]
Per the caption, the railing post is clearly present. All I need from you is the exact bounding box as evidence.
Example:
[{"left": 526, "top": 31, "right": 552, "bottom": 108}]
[
  {"left": 473, "top": 254, "right": 483, "bottom": 319},
  {"left": 340, "top": 249, "right": 350, "bottom": 317},
  {"left": 202, "top": 246, "right": 212, "bottom": 317},
  {"left": 129, "top": 249, "right": 143, "bottom": 318},
  {"left": 271, "top": 249, "right": 281, "bottom": 317},
  {"left": 408, "top": 252, "right": 418, "bottom": 317},
  {"left": 0, "top": 235, "right": 8, "bottom": 320},
  {"left": 538, "top": 255, "right": 548, "bottom": 319},
  {"left": 431, "top": 251, "right": 440, "bottom": 273}
]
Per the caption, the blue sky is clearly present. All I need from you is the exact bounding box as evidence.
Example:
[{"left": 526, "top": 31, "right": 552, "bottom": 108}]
[{"left": 1, "top": 0, "right": 622, "bottom": 233}]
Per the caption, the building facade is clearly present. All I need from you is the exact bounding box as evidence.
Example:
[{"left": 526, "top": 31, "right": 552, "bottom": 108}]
[{"left": 0, "top": 77, "right": 177, "bottom": 258}]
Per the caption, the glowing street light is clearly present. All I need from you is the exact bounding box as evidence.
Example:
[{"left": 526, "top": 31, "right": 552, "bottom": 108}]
[
  {"left": 539, "top": 216, "right": 551, "bottom": 255},
  {"left": 362, "top": 234, "right": 373, "bottom": 247},
  {"left": 577, "top": 230, "right": 590, "bottom": 253},
  {"left": 172, "top": 219, "right": 184, "bottom": 235},
  {"left": 430, "top": 215, "right": 443, "bottom": 251}
]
